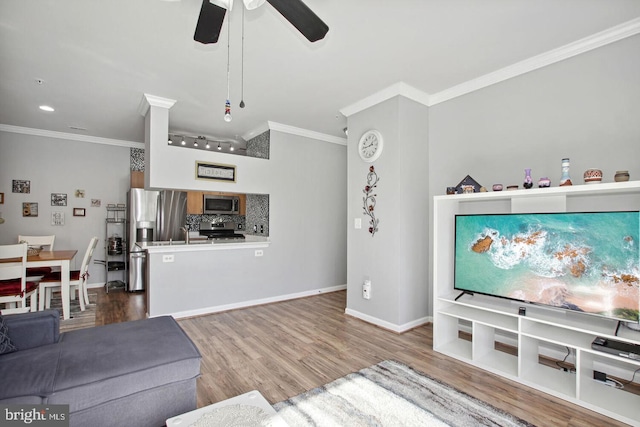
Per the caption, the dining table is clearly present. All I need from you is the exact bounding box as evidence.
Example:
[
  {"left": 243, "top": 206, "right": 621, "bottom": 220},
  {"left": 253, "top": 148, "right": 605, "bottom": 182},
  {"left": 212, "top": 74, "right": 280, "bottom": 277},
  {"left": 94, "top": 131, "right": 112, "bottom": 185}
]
[{"left": 27, "top": 250, "right": 77, "bottom": 320}]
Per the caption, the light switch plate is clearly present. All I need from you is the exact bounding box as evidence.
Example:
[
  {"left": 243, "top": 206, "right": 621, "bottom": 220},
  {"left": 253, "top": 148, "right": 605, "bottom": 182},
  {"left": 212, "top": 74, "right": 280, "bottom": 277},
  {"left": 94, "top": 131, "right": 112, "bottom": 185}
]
[{"left": 354, "top": 218, "right": 362, "bottom": 229}]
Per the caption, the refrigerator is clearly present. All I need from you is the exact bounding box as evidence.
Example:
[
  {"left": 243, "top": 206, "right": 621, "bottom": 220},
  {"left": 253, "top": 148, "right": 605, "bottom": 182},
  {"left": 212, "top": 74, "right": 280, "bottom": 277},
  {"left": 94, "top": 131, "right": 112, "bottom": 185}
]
[{"left": 127, "top": 189, "right": 187, "bottom": 291}]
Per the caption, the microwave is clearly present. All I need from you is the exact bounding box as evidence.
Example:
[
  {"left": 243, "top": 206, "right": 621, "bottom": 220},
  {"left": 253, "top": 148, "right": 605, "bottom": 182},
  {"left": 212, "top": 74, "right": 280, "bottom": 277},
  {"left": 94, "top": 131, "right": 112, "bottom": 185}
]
[{"left": 203, "top": 194, "right": 240, "bottom": 215}]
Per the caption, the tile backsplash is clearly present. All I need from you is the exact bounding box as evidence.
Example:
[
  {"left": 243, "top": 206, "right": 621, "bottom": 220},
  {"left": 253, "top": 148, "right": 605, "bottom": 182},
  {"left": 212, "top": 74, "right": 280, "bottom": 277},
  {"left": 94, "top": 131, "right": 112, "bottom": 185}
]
[{"left": 185, "top": 193, "right": 269, "bottom": 237}]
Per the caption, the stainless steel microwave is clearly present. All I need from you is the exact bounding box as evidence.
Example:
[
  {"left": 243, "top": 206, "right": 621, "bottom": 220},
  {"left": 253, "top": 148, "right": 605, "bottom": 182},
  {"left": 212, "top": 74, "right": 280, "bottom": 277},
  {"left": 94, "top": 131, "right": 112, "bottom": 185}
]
[{"left": 203, "top": 194, "right": 240, "bottom": 215}]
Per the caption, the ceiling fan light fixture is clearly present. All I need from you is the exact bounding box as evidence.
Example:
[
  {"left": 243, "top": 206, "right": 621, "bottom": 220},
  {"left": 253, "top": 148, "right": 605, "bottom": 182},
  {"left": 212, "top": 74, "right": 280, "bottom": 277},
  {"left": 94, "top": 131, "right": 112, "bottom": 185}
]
[
  {"left": 209, "top": 0, "right": 233, "bottom": 11},
  {"left": 242, "top": 0, "right": 266, "bottom": 10}
]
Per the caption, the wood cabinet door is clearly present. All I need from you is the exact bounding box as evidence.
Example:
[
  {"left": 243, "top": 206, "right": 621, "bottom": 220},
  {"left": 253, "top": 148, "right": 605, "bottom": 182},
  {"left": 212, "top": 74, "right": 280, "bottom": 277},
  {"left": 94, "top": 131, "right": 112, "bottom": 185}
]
[{"left": 186, "top": 191, "right": 204, "bottom": 214}]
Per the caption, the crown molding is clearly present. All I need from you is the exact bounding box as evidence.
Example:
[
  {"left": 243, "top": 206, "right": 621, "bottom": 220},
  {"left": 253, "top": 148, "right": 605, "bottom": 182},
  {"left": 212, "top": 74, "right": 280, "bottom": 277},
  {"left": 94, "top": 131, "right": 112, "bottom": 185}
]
[
  {"left": 340, "top": 18, "right": 640, "bottom": 113},
  {"left": 0, "top": 124, "right": 143, "bottom": 148},
  {"left": 339, "top": 82, "right": 431, "bottom": 117},
  {"left": 429, "top": 17, "right": 640, "bottom": 106},
  {"left": 267, "top": 121, "right": 348, "bottom": 146},
  {"left": 242, "top": 122, "right": 271, "bottom": 141},
  {"left": 138, "top": 93, "right": 177, "bottom": 116}
]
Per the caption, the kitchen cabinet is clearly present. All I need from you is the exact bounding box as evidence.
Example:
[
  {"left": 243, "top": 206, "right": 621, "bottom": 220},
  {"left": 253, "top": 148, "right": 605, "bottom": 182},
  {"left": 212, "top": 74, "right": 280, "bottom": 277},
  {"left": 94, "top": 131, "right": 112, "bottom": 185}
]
[
  {"left": 187, "top": 191, "right": 204, "bottom": 214},
  {"left": 186, "top": 191, "right": 246, "bottom": 215}
]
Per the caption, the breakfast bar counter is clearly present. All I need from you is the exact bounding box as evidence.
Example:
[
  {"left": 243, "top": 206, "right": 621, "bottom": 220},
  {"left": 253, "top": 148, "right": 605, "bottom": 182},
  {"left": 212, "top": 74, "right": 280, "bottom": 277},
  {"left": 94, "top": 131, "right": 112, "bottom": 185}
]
[
  {"left": 143, "top": 236, "right": 273, "bottom": 318},
  {"left": 139, "top": 235, "right": 270, "bottom": 253}
]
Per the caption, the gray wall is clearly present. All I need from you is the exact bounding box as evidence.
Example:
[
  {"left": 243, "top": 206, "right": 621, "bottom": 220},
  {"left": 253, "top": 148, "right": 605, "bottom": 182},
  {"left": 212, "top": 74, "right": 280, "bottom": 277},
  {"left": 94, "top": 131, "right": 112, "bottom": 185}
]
[
  {"left": 0, "top": 132, "right": 131, "bottom": 284},
  {"left": 429, "top": 34, "right": 640, "bottom": 196},
  {"left": 347, "top": 96, "right": 430, "bottom": 329}
]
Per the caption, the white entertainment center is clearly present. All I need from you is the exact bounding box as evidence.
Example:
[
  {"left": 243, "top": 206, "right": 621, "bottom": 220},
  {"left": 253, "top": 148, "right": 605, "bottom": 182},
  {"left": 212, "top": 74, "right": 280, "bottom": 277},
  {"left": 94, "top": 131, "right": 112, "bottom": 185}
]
[{"left": 433, "top": 181, "right": 640, "bottom": 426}]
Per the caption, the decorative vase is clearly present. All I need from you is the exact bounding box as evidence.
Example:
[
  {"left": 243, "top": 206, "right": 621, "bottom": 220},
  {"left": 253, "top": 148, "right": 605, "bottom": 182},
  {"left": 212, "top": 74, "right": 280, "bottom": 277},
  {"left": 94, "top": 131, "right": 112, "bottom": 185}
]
[
  {"left": 538, "top": 177, "right": 551, "bottom": 188},
  {"left": 583, "top": 168, "right": 602, "bottom": 184},
  {"left": 523, "top": 169, "right": 533, "bottom": 189},
  {"left": 614, "top": 170, "right": 630, "bottom": 182},
  {"left": 559, "top": 158, "right": 572, "bottom": 186}
]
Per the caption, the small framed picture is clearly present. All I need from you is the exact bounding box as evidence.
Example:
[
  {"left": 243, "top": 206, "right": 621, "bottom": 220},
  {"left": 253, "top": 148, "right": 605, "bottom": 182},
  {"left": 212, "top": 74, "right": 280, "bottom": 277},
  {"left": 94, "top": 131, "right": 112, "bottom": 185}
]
[
  {"left": 0, "top": 192, "right": 4, "bottom": 204},
  {"left": 196, "top": 161, "right": 236, "bottom": 182},
  {"left": 73, "top": 208, "right": 86, "bottom": 217},
  {"left": 51, "top": 193, "right": 68, "bottom": 206},
  {"left": 23, "top": 202, "right": 38, "bottom": 217},
  {"left": 75, "top": 189, "right": 85, "bottom": 198},
  {"left": 91, "top": 199, "right": 101, "bottom": 207},
  {"left": 52, "top": 211, "right": 65, "bottom": 226},
  {"left": 12, "top": 180, "right": 30, "bottom": 194}
]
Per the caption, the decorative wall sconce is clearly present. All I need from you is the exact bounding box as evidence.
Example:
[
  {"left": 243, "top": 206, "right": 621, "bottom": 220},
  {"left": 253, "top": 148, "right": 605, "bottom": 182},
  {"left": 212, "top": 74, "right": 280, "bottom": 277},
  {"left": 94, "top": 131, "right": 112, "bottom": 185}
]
[{"left": 362, "top": 165, "right": 379, "bottom": 236}]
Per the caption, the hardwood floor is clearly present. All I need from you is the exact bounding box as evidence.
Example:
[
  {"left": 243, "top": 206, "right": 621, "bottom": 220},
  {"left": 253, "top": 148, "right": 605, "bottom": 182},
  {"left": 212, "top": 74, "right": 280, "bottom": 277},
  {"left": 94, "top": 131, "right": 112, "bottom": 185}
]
[{"left": 95, "top": 288, "right": 629, "bottom": 426}]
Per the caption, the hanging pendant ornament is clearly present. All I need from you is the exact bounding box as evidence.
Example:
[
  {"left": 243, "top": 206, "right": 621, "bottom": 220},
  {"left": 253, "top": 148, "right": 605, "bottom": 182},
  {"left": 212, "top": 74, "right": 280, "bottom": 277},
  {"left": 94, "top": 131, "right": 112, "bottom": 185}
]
[
  {"left": 239, "top": 5, "right": 246, "bottom": 108},
  {"left": 224, "top": 99, "right": 232, "bottom": 122},
  {"left": 223, "top": 9, "right": 232, "bottom": 122}
]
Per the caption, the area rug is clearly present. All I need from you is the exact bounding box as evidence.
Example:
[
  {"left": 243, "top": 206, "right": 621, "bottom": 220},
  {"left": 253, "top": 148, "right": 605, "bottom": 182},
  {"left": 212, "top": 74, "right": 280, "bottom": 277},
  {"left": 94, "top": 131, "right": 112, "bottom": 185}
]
[
  {"left": 273, "top": 360, "right": 534, "bottom": 427},
  {"left": 49, "top": 291, "right": 97, "bottom": 332}
]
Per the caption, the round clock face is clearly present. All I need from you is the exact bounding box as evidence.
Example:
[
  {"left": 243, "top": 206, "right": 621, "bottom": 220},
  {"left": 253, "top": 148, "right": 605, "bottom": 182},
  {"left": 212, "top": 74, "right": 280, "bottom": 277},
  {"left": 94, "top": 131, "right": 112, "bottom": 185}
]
[{"left": 358, "top": 130, "right": 383, "bottom": 162}]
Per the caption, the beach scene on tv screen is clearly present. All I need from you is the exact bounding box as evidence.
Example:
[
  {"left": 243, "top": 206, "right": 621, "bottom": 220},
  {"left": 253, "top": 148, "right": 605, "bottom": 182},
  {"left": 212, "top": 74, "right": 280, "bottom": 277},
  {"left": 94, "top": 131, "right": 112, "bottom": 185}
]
[{"left": 455, "top": 212, "right": 640, "bottom": 322}]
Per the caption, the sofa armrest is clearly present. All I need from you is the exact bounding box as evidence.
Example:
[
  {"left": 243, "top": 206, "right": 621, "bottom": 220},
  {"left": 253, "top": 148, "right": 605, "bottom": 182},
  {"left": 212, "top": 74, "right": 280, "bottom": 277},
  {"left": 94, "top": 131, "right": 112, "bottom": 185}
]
[{"left": 3, "top": 309, "right": 60, "bottom": 350}]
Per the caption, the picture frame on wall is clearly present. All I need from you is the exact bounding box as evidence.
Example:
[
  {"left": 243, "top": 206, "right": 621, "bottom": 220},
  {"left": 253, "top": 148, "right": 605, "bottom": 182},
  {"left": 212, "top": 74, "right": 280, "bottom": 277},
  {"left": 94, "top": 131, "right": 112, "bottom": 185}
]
[
  {"left": 51, "top": 211, "right": 64, "bottom": 226},
  {"left": 12, "top": 180, "right": 30, "bottom": 194},
  {"left": 51, "top": 193, "right": 67, "bottom": 206},
  {"left": 22, "top": 202, "right": 38, "bottom": 217},
  {"left": 73, "top": 208, "right": 86, "bottom": 217},
  {"left": 0, "top": 192, "right": 4, "bottom": 204},
  {"left": 195, "top": 161, "right": 236, "bottom": 182}
]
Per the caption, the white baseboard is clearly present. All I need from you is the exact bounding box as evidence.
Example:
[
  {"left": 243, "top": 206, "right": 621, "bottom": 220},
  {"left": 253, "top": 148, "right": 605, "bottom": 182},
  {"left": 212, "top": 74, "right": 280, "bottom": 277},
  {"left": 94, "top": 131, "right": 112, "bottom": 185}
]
[
  {"left": 166, "top": 284, "right": 347, "bottom": 319},
  {"left": 345, "top": 308, "right": 432, "bottom": 333}
]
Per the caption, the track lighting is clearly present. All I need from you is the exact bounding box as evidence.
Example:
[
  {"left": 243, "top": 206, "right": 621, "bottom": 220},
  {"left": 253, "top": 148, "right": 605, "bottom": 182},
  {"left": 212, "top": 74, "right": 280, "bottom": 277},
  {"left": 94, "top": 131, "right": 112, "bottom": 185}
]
[
  {"left": 181, "top": 137, "right": 186, "bottom": 146},
  {"left": 168, "top": 137, "right": 173, "bottom": 144},
  {"left": 217, "top": 142, "right": 222, "bottom": 150},
  {"left": 193, "top": 140, "right": 198, "bottom": 147},
  {"left": 206, "top": 142, "right": 210, "bottom": 149}
]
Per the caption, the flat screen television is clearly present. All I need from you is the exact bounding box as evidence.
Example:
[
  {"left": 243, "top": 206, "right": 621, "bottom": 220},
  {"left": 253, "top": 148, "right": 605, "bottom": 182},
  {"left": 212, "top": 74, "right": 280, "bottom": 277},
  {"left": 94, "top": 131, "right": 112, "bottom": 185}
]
[{"left": 454, "top": 211, "right": 640, "bottom": 323}]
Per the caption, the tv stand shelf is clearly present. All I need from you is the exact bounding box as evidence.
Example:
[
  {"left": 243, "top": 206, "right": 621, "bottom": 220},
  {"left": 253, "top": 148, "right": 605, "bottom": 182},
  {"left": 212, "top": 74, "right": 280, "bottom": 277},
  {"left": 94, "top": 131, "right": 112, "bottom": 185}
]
[{"left": 433, "top": 181, "right": 640, "bottom": 426}]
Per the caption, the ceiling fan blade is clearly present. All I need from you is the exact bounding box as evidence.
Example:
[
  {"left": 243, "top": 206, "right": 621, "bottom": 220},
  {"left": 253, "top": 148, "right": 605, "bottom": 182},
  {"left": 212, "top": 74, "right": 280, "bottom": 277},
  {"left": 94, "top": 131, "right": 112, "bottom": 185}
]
[
  {"left": 266, "top": 0, "right": 328, "bottom": 42},
  {"left": 194, "top": 0, "right": 227, "bottom": 44}
]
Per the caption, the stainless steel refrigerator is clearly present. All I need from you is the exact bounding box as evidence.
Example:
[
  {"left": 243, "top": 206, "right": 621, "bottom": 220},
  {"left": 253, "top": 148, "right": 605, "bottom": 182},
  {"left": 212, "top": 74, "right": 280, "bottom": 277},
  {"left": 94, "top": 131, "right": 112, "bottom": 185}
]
[{"left": 127, "top": 189, "right": 187, "bottom": 291}]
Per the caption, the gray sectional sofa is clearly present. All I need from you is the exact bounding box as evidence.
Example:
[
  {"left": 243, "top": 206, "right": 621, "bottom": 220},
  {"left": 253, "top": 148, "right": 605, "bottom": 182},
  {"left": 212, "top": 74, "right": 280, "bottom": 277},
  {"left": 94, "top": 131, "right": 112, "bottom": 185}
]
[{"left": 0, "top": 310, "right": 201, "bottom": 427}]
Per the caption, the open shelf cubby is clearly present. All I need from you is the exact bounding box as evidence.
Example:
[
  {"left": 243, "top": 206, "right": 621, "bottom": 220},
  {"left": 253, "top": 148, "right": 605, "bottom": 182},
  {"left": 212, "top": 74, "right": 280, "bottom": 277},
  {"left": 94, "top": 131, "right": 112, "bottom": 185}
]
[{"left": 432, "top": 181, "right": 640, "bottom": 426}]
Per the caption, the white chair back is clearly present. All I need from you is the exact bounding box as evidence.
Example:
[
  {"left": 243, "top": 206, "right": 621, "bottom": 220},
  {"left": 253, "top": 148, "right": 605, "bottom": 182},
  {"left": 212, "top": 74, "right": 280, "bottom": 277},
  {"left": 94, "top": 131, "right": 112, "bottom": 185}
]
[
  {"left": 0, "top": 243, "right": 35, "bottom": 314},
  {"left": 80, "top": 237, "right": 99, "bottom": 277},
  {"left": 18, "top": 235, "right": 55, "bottom": 251}
]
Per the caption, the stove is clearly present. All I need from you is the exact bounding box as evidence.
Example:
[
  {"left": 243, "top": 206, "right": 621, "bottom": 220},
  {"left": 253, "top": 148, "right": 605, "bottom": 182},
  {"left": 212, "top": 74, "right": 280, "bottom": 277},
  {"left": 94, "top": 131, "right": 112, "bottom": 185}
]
[{"left": 199, "top": 221, "right": 245, "bottom": 240}]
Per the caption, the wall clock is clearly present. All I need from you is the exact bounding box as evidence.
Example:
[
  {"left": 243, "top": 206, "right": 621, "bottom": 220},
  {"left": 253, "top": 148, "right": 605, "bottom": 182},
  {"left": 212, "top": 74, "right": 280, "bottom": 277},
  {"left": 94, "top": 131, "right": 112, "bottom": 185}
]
[{"left": 358, "top": 130, "right": 383, "bottom": 162}]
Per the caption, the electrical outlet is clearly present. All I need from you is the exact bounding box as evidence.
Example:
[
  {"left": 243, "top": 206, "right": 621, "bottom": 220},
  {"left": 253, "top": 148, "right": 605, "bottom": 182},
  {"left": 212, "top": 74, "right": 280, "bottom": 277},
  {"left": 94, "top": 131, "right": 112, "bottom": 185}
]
[
  {"left": 363, "top": 280, "right": 371, "bottom": 299},
  {"left": 255, "top": 250, "right": 263, "bottom": 257},
  {"left": 162, "top": 254, "right": 174, "bottom": 263}
]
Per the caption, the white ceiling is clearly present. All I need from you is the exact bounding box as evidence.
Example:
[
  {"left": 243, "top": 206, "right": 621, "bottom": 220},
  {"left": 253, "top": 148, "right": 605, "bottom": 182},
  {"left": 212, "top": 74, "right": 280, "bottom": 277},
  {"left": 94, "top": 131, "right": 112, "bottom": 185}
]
[{"left": 1, "top": 0, "right": 639, "bottom": 144}]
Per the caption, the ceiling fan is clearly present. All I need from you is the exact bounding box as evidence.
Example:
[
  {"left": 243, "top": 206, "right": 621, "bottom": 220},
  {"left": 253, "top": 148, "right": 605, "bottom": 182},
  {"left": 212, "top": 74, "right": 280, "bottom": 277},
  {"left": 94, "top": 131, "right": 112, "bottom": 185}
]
[{"left": 194, "top": 0, "right": 329, "bottom": 44}]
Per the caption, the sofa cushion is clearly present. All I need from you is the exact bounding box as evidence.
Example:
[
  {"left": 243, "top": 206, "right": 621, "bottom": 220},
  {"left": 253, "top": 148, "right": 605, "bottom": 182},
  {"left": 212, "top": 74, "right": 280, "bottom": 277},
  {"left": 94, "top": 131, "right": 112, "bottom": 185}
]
[
  {"left": 0, "top": 343, "right": 60, "bottom": 402},
  {"left": 3, "top": 309, "right": 60, "bottom": 350},
  {"left": 0, "top": 315, "right": 17, "bottom": 354},
  {"left": 49, "top": 316, "right": 201, "bottom": 413}
]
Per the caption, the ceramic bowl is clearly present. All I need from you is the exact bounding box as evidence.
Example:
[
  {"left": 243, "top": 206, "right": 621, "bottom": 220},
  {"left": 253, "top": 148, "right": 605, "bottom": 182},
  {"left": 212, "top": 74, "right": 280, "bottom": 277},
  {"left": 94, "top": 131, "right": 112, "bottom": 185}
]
[{"left": 583, "top": 168, "right": 602, "bottom": 184}]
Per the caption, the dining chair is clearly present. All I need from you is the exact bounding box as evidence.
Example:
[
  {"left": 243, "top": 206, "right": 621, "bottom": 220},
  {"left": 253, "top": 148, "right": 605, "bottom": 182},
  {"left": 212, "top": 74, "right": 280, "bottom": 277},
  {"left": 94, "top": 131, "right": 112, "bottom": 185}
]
[
  {"left": 38, "top": 237, "right": 99, "bottom": 312},
  {"left": 17, "top": 234, "right": 56, "bottom": 277},
  {"left": 0, "top": 243, "right": 39, "bottom": 314}
]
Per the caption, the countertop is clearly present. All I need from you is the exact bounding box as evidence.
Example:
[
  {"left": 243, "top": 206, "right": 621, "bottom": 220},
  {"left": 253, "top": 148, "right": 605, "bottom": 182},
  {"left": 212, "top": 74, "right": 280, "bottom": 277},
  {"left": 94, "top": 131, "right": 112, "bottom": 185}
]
[{"left": 137, "top": 235, "right": 270, "bottom": 253}]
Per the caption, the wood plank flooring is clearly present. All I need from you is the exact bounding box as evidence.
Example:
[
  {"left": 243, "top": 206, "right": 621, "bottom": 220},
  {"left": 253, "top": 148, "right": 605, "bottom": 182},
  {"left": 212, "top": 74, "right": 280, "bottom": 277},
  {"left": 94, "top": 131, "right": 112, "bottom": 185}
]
[{"left": 95, "top": 288, "right": 629, "bottom": 426}]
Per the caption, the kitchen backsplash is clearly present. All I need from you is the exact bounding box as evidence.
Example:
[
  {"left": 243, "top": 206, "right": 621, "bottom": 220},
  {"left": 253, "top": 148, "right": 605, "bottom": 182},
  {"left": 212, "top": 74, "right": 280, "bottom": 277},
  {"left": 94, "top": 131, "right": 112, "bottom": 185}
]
[{"left": 185, "top": 194, "right": 269, "bottom": 236}]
